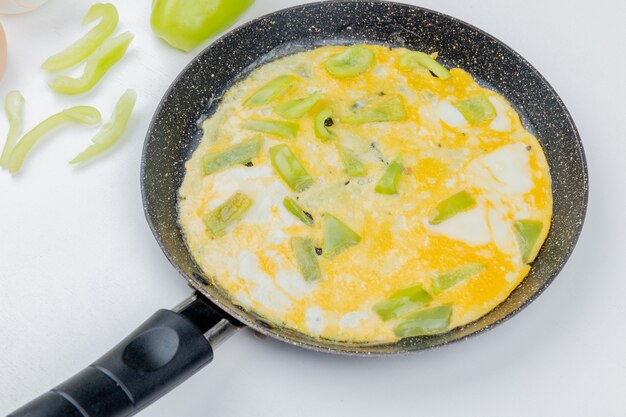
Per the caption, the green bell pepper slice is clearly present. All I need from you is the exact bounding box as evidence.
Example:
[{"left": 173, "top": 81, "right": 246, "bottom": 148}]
[
  {"left": 283, "top": 196, "right": 314, "bottom": 226},
  {"left": 453, "top": 94, "right": 497, "bottom": 124},
  {"left": 202, "top": 135, "right": 262, "bottom": 175},
  {"left": 322, "top": 214, "right": 361, "bottom": 258},
  {"left": 338, "top": 147, "right": 367, "bottom": 177},
  {"left": 432, "top": 263, "right": 486, "bottom": 294},
  {"left": 324, "top": 45, "right": 375, "bottom": 78},
  {"left": 429, "top": 190, "right": 477, "bottom": 225},
  {"left": 269, "top": 144, "right": 313, "bottom": 192},
  {"left": 50, "top": 31, "right": 134, "bottom": 95},
  {"left": 346, "top": 97, "right": 406, "bottom": 124},
  {"left": 313, "top": 108, "right": 334, "bottom": 141},
  {"left": 151, "top": 0, "right": 255, "bottom": 52},
  {"left": 0, "top": 91, "right": 25, "bottom": 169},
  {"left": 375, "top": 157, "right": 403, "bottom": 194},
  {"left": 274, "top": 91, "right": 323, "bottom": 119},
  {"left": 394, "top": 305, "right": 452, "bottom": 338},
  {"left": 244, "top": 75, "right": 296, "bottom": 107},
  {"left": 242, "top": 119, "right": 299, "bottom": 139},
  {"left": 42, "top": 3, "right": 119, "bottom": 71},
  {"left": 8, "top": 106, "right": 101, "bottom": 173},
  {"left": 275, "top": 91, "right": 323, "bottom": 119},
  {"left": 399, "top": 51, "right": 451, "bottom": 80},
  {"left": 69, "top": 89, "right": 136, "bottom": 164},
  {"left": 514, "top": 219, "right": 544, "bottom": 263},
  {"left": 204, "top": 192, "right": 253, "bottom": 237},
  {"left": 373, "top": 285, "right": 433, "bottom": 321},
  {"left": 291, "top": 237, "right": 322, "bottom": 282}
]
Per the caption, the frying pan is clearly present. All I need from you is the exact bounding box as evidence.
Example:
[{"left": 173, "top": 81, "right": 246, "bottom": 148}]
[{"left": 10, "top": 1, "right": 588, "bottom": 416}]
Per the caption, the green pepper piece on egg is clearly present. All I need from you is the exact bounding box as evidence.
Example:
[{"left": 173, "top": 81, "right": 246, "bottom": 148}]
[
  {"left": 291, "top": 237, "right": 322, "bottom": 282},
  {"left": 269, "top": 144, "right": 313, "bottom": 192},
  {"left": 322, "top": 214, "right": 361, "bottom": 258},
  {"left": 373, "top": 285, "right": 433, "bottom": 321},
  {"left": 432, "top": 263, "right": 486, "bottom": 294},
  {"left": 375, "top": 157, "right": 403, "bottom": 194},
  {"left": 242, "top": 119, "right": 299, "bottom": 139},
  {"left": 453, "top": 94, "right": 497, "bottom": 124},
  {"left": 346, "top": 97, "right": 406, "bottom": 124},
  {"left": 244, "top": 75, "right": 296, "bottom": 107},
  {"left": 429, "top": 190, "right": 477, "bottom": 225},
  {"left": 314, "top": 108, "right": 335, "bottom": 141},
  {"left": 275, "top": 91, "right": 323, "bottom": 119},
  {"left": 339, "top": 147, "right": 367, "bottom": 177},
  {"left": 202, "top": 135, "right": 262, "bottom": 175},
  {"left": 514, "top": 219, "right": 544, "bottom": 263},
  {"left": 394, "top": 305, "right": 452, "bottom": 338},
  {"left": 399, "top": 51, "right": 451, "bottom": 80},
  {"left": 324, "top": 45, "right": 375, "bottom": 78},
  {"left": 204, "top": 192, "right": 253, "bottom": 237},
  {"left": 283, "top": 197, "right": 314, "bottom": 226}
]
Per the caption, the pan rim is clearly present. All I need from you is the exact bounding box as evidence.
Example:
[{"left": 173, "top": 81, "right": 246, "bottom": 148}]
[{"left": 141, "top": 0, "right": 589, "bottom": 356}]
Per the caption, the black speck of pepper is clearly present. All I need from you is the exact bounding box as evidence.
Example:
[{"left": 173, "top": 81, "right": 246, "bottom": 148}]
[
  {"left": 245, "top": 161, "right": 254, "bottom": 167},
  {"left": 344, "top": 180, "right": 350, "bottom": 185},
  {"left": 437, "top": 143, "right": 442, "bottom": 148},
  {"left": 315, "top": 247, "right": 323, "bottom": 256},
  {"left": 526, "top": 145, "right": 532, "bottom": 151},
  {"left": 324, "top": 117, "right": 334, "bottom": 127},
  {"left": 379, "top": 91, "right": 385, "bottom": 96},
  {"left": 304, "top": 211, "right": 314, "bottom": 222}
]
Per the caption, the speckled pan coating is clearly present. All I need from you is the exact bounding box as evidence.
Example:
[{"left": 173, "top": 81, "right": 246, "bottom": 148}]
[{"left": 141, "top": 1, "right": 588, "bottom": 355}]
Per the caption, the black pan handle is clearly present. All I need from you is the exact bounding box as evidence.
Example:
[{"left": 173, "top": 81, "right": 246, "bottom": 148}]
[{"left": 8, "top": 294, "right": 240, "bottom": 417}]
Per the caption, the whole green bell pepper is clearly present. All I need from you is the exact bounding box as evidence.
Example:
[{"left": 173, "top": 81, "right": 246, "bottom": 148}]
[{"left": 151, "top": 0, "right": 255, "bottom": 52}]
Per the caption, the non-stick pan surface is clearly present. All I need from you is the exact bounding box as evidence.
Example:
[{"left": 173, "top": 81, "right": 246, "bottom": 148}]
[
  {"left": 10, "top": 2, "right": 588, "bottom": 416},
  {"left": 143, "top": 0, "right": 587, "bottom": 355}
]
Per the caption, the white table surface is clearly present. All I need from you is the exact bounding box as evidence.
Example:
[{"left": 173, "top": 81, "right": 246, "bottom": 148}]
[{"left": 1, "top": 0, "right": 625, "bottom": 415}]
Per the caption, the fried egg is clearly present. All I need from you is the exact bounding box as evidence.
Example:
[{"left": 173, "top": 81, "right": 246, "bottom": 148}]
[{"left": 178, "top": 45, "right": 552, "bottom": 343}]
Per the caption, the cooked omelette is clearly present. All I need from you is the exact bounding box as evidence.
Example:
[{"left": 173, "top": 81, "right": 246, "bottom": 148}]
[{"left": 178, "top": 45, "right": 552, "bottom": 343}]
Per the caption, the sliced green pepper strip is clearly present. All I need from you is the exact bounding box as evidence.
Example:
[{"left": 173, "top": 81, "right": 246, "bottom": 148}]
[
  {"left": 204, "top": 192, "right": 252, "bottom": 237},
  {"left": 269, "top": 144, "right": 313, "bottom": 192},
  {"left": 274, "top": 91, "right": 322, "bottom": 119},
  {"left": 242, "top": 119, "right": 299, "bottom": 139},
  {"left": 50, "top": 31, "right": 134, "bottom": 95},
  {"left": 432, "top": 263, "right": 485, "bottom": 294},
  {"left": 42, "top": 3, "right": 119, "bottom": 71},
  {"left": 339, "top": 147, "right": 367, "bottom": 177},
  {"left": 324, "top": 45, "right": 375, "bottom": 78},
  {"left": 8, "top": 106, "right": 101, "bottom": 174},
  {"left": 244, "top": 75, "right": 295, "bottom": 107},
  {"left": 346, "top": 97, "right": 406, "bottom": 124},
  {"left": 283, "top": 196, "right": 314, "bottom": 226},
  {"left": 202, "top": 135, "right": 262, "bottom": 175},
  {"left": 453, "top": 94, "right": 497, "bottom": 124},
  {"left": 375, "top": 157, "right": 403, "bottom": 194},
  {"left": 429, "top": 190, "right": 476, "bottom": 225},
  {"left": 373, "top": 285, "right": 432, "bottom": 321},
  {"left": 70, "top": 89, "right": 136, "bottom": 164},
  {"left": 0, "top": 91, "right": 25, "bottom": 169},
  {"left": 291, "top": 237, "right": 322, "bottom": 282},
  {"left": 514, "top": 219, "right": 544, "bottom": 263},
  {"left": 399, "top": 51, "right": 451, "bottom": 80},
  {"left": 151, "top": 0, "right": 255, "bottom": 52},
  {"left": 394, "top": 305, "right": 452, "bottom": 338},
  {"left": 322, "top": 214, "right": 361, "bottom": 258},
  {"left": 314, "top": 108, "right": 334, "bottom": 141}
]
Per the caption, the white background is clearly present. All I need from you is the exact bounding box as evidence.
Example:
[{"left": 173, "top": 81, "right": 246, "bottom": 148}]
[{"left": 1, "top": 0, "right": 625, "bottom": 416}]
